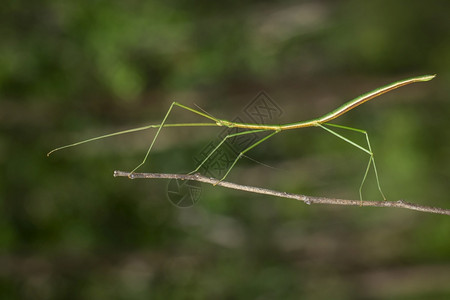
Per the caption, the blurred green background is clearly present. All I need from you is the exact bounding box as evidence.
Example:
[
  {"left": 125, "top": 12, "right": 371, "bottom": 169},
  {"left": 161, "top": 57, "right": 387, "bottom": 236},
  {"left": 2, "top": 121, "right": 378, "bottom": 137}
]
[{"left": 1, "top": 0, "right": 450, "bottom": 299}]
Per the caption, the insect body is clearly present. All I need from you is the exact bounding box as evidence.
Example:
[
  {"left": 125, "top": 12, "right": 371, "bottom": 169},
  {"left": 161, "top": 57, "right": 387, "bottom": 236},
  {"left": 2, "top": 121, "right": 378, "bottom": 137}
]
[{"left": 48, "top": 75, "right": 436, "bottom": 201}]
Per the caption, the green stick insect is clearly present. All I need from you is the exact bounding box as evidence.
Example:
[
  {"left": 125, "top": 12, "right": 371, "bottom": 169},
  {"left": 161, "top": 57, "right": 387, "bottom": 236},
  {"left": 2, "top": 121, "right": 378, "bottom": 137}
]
[{"left": 48, "top": 74, "right": 435, "bottom": 201}]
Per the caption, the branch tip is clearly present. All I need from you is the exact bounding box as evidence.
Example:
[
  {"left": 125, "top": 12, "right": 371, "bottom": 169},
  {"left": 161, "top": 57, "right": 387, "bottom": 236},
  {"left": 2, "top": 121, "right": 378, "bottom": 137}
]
[{"left": 113, "top": 171, "right": 450, "bottom": 216}]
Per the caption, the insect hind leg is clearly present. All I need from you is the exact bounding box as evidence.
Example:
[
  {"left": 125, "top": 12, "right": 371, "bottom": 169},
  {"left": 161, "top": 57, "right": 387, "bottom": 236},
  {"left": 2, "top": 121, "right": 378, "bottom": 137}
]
[{"left": 318, "top": 123, "right": 386, "bottom": 202}]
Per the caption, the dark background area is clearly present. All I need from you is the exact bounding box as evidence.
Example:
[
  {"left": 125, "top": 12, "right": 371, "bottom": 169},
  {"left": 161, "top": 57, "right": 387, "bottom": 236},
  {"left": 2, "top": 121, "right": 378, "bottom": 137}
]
[{"left": 1, "top": 0, "right": 450, "bottom": 299}]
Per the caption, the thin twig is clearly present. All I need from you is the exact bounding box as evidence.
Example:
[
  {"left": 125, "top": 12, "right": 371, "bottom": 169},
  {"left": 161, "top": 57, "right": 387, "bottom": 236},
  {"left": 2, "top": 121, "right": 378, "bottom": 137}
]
[{"left": 113, "top": 171, "right": 450, "bottom": 216}]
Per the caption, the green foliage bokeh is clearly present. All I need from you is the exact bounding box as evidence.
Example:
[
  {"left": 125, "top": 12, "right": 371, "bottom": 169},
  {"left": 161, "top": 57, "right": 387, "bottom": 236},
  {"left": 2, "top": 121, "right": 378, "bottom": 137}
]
[{"left": 1, "top": 0, "right": 450, "bottom": 299}]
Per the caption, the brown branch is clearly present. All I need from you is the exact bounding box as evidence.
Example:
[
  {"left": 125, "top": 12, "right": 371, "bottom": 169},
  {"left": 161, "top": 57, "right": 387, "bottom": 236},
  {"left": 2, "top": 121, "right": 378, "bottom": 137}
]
[{"left": 113, "top": 171, "right": 450, "bottom": 216}]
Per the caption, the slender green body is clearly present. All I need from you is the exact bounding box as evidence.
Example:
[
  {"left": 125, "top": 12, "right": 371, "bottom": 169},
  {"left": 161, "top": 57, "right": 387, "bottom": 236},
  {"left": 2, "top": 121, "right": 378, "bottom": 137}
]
[
  {"left": 47, "top": 74, "right": 436, "bottom": 201},
  {"left": 214, "top": 74, "right": 435, "bottom": 130}
]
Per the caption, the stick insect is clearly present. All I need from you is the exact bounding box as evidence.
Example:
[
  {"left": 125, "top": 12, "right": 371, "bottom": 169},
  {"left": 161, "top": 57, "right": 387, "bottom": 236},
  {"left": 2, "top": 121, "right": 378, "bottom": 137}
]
[{"left": 48, "top": 74, "right": 435, "bottom": 201}]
